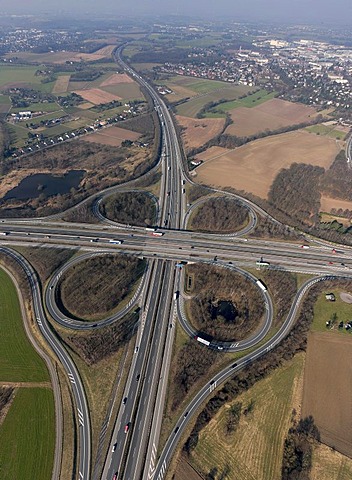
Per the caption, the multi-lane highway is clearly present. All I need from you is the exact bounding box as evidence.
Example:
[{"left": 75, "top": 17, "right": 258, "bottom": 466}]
[{"left": 1, "top": 43, "right": 352, "bottom": 480}]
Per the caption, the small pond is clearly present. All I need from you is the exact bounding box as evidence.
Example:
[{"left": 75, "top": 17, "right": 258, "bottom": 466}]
[{"left": 4, "top": 170, "right": 86, "bottom": 201}]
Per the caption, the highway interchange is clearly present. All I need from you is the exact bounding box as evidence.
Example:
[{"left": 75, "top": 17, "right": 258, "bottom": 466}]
[{"left": 1, "top": 45, "right": 352, "bottom": 480}]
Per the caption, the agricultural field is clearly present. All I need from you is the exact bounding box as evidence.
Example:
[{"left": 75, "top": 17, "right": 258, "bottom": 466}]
[
  {"left": 176, "top": 86, "right": 252, "bottom": 118},
  {"left": 302, "top": 332, "right": 352, "bottom": 457},
  {"left": 73, "top": 87, "right": 121, "bottom": 104},
  {"left": 0, "top": 388, "right": 55, "bottom": 480},
  {"left": 195, "top": 130, "right": 340, "bottom": 198},
  {"left": 176, "top": 115, "right": 225, "bottom": 151},
  {"left": 306, "top": 123, "right": 347, "bottom": 139},
  {"left": 1, "top": 64, "right": 144, "bottom": 151},
  {"left": 52, "top": 75, "right": 71, "bottom": 94},
  {"left": 189, "top": 353, "right": 305, "bottom": 480},
  {"left": 0, "top": 267, "right": 54, "bottom": 480},
  {"left": 0, "top": 268, "right": 49, "bottom": 382},
  {"left": 216, "top": 89, "right": 277, "bottom": 112},
  {"left": 4, "top": 44, "right": 116, "bottom": 64},
  {"left": 225, "top": 98, "right": 319, "bottom": 137},
  {"left": 0, "top": 65, "right": 46, "bottom": 90},
  {"left": 320, "top": 196, "right": 352, "bottom": 214},
  {"left": 82, "top": 125, "right": 140, "bottom": 146}
]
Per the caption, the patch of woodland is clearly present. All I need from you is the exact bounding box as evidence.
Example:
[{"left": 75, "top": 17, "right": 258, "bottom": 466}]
[
  {"left": 187, "top": 185, "right": 211, "bottom": 204},
  {"left": 268, "top": 163, "right": 325, "bottom": 225},
  {"left": 186, "top": 263, "right": 264, "bottom": 342},
  {"left": 65, "top": 310, "right": 139, "bottom": 365},
  {"left": 249, "top": 216, "right": 302, "bottom": 241},
  {"left": 281, "top": 412, "right": 320, "bottom": 480},
  {"left": 61, "top": 198, "right": 100, "bottom": 224},
  {"left": 170, "top": 339, "right": 218, "bottom": 411},
  {"left": 15, "top": 247, "right": 76, "bottom": 284},
  {"left": 58, "top": 255, "right": 146, "bottom": 320},
  {"left": 189, "top": 197, "right": 249, "bottom": 233},
  {"left": 260, "top": 270, "right": 297, "bottom": 327},
  {"left": 183, "top": 277, "right": 352, "bottom": 456},
  {"left": 101, "top": 191, "right": 156, "bottom": 227},
  {"left": 0, "top": 386, "right": 14, "bottom": 422}
]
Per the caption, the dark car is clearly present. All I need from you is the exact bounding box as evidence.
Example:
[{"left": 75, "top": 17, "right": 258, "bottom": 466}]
[
  {"left": 136, "top": 374, "right": 141, "bottom": 381},
  {"left": 123, "top": 397, "right": 128, "bottom": 405}
]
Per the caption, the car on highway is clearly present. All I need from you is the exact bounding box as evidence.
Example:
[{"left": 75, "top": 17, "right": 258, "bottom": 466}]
[
  {"left": 112, "top": 442, "right": 117, "bottom": 452},
  {"left": 184, "top": 411, "right": 189, "bottom": 418},
  {"left": 136, "top": 374, "right": 140, "bottom": 381},
  {"left": 112, "top": 472, "right": 118, "bottom": 480},
  {"left": 231, "top": 363, "right": 238, "bottom": 368},
  {"left": 134, "top": 346, "right": 139, "bottom": 353},
  {"left": 174, "top": 426, "right": 179, "bottom": 434},
  {"left": 124, "top": 422, "right": 130, "bottom": 434},
  {"left": 123, "top": 397, "right": 128, "bottom": 405}
]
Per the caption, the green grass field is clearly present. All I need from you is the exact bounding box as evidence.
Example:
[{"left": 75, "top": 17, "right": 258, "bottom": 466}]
[
  {"left": 215, "top": 90, "right": 277, "bottom": 112},
  {"left": 190, "top": 353, "right": 304, "bottom": 480},
  {"left": 0, "top": 65, "right": 44, "bottom": 89},
  {"left": 0, "top": 388, "right": 55, "bottom": 480},
  {"left": 11, "top": 102, "right": 60, "bottom": 114},
  {"left": 306, "top": 124, "right": 346, "bottom": 140},
  {"left": 312, "top": 289, "right": 352, "bottom": 333},
  {"left": 176, "top": 85, "right": 251, "bottom": 117},
  {"left": 0, "top": 268, "right": 49, "bottom": 382}
]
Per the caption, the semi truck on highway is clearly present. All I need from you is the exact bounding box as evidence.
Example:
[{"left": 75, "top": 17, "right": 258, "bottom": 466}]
[
  {"left": 256, "top": 279, "right": 267, "bottom": 292},
  {"left": 256, "top": 259, "right": 270, "bottom": 266},
  {"left": 195, "top": 334, "right": 213, "bottom": 347}
]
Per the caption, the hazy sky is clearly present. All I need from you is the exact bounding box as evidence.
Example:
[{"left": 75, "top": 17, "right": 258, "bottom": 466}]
[{"left": 0, "top": 0, "right": 351, "bottom": 24}]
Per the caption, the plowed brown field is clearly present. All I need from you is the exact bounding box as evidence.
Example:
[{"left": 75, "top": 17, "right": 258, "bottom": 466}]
[
  {"left": 73, "top": 88, "right": 121, "bottom": 105},
  {"left": 81, "top": 126, "right": 140, "bottom": 146},
  {"left": 302, "top": 332, "right": 352, "bottom": 458},
  {"left": 225, "top": 98, "right": 318, "bottom": 137},
  {"left": 100, "top": 73, "right": 134, "bottom": 86},
  {"left": 195, "top": 130, "right": 339, "bottom": 198},
  {"left": 176, "top": 115, "right": 225, "bottom": 151}
]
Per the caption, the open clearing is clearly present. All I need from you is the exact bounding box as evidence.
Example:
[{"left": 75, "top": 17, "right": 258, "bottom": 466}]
[
  {"left": 190, "top": 353, "right": 305, "bottom": 480},
  {"left": 0, "top": 387, "right": 54, "bottom": 480},
  {"left": 0, "top": 268, "right": 49, "bottom": 382},
  {"left": 73, "top": 88, "right": 121, "bottom": 104},
  {"left": 100, "top": 73, "right": 134, "bottom": 86},
  {"left": 320, "top": 196, "right": 352, "bottom": 213},
  {"left": 225, "top": 98, "right": 318, "bottom": 137},
  {"left": 311, "top": 442, "right": 352, "bottom": 480},
  {"left": 52, "top": 75, "right": 71, "bottom": 94},
  {"left": 176, "top": 115, "right": 225, "bottom": 150},
  {"left": 195, "top": 130, "right": 339, "bottom": 198},
  {"left": 82, "top": 125, "right": 140, "bottom": 146},
  {"left": 303, "top": 332, "right": 352, "bottom": 457}
]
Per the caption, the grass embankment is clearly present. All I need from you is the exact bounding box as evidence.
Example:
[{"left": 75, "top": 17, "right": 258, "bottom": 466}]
[
  {"left": 189, "top": 353, "right": 304, "bottom": 480},
  {"left": 188, "top": 196, "right": 250, "bottom": 233},
  {"left": 100, "top": 191, "right": 157, "bottom": 226},
  {"left": 0, "top": 268, "right": 54, "bottom": 480},
  {"left": 58, "top": 255, "right": 146, "bottom": 321}
]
